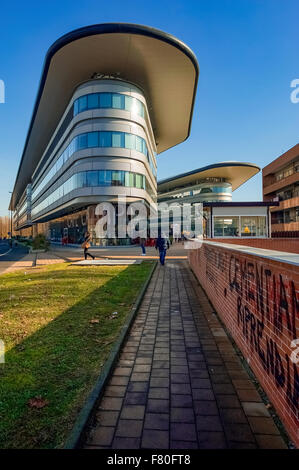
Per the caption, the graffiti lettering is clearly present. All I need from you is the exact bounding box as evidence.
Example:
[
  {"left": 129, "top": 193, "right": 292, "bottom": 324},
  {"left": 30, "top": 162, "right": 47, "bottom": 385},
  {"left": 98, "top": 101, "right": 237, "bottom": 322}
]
[{"left": 205, "top": 249, "right": 299, "bottom": 413}]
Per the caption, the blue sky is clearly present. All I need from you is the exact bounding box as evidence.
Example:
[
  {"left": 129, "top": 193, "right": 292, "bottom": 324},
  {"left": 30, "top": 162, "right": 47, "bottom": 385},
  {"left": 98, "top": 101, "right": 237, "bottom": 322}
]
[{"left": 0, "top": 0, "right": 298, "bottom": 216}]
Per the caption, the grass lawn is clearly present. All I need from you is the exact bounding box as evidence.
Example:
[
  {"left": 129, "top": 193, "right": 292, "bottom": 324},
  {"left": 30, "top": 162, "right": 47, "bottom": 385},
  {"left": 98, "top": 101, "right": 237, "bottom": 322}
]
[{"left": 0, "top": 261, "right": 153, "bottom": 448}]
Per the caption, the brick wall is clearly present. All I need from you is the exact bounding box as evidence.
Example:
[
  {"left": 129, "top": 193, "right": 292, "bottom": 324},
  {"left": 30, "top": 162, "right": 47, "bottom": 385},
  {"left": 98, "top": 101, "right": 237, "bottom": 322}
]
[
  {"left": 211, "top": 238, "right": 299, "bottom": 254},
  {"left": 189, "top": 242, "right": 299, "bottom": 447}
]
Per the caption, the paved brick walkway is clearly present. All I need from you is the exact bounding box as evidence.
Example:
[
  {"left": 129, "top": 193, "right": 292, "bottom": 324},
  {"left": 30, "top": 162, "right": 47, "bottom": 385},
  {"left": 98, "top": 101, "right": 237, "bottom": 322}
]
[{"left": 83, "top": 262, "right": 288, "bottom": 449}]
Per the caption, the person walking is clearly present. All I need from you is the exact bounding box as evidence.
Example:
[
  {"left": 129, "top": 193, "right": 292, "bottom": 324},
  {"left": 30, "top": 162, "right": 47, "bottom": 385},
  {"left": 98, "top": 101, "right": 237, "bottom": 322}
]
[
  {"left": 155, "top": 233, "right": 170, "bottom": 266},
  {"left": 140, "top": 237, "right": 146, "bottom": 256},
  {"left": 82, "top": 231, "right": 95, "bottom": 260}
]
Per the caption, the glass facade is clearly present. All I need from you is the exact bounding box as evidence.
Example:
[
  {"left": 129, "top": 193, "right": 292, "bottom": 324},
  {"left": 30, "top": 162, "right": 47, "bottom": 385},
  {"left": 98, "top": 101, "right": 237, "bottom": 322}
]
[
  {"left": 240, "top": 216, "right": 266, "bottom": 237},
  {"left": 74, "top": 92, "right": 145, "bottom": 119},
  {"left": 48, "top": 210, "right": 88, "bottom": 244},
  {"left": 158, "top": 183, "right": 232, "bottom": 203},
  {"left": 32, "top": 131, "right": 156, "bottom": 202},
  {"left": 47, "top": 205, "right": 146, "bottom": 247},
  {"left": 213, "top": 217, "right": 239, "bottom": 237},
  {"left": 213, "top": 216, "right": 267, "bottom": 237},
  {"left": 32, "top": 170, "right": 155, "bottom": 217}
]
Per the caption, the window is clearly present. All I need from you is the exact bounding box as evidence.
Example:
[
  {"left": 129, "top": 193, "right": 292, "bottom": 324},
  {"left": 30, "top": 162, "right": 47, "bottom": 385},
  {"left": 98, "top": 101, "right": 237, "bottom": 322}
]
[
  {"left": 111, "top": 171, "right": 124, "bottom": 186},
  {"left": 284, "top": 211, "right": 290, "bottom": 224},
  {"left": 135, "top": 174, "right": 143, "bottom": 189},
  {"left": 240, "top": 216, "right": 266, "bottom": 237},
  {"left": 112, "top": 93, "right": 124, "bottom": 109},
  {"left": 136, "top": 136, "right": 143, "bottom": 153},
  {"left": 74, "top": 100, "right": 79, "bottom": 115},
  {"left": 99, "top": 93, "right": 112, "bottom": 108},
  {"left": 212, "top": 186, "right": 232, "bottom": 193},
  {"left": 77, "top": 133, "right": 88, "bottom": 150},
  {"left": 125, "top": 133, "right": 135, "bottom": 150},
  {"left": 142, "top": 140, "right": 147, "bottom": 156},
  {"left": 78, "top": 96, "right": 87, "bottom": 113},
  {"left": 213, "top": 217, "right": 239, "bottom": 237},
  {"left": 135, "top": 99, "right": 144, "bottom": 118},
  {"left": 86, "top": 171, "right": 99, "bottom": 187},
  {"left": 32, "top": 131, "right": 155, "bottom": 204},
  {"left": 99, "top": 131, "right": 112, "bottom": 147},
  {"left": 276, "top": 172, "right": 284, "bottom": 181},
  {"left": 125, "top": 172, "right": 135, "bottom": 187},
  {"left": 125, "top": 95, "right": 133, "bottom": 111},
  {"left": 98, "top": 171, "right": 105, "bottom": 186},
  {"left": 87, "top": 93, "right": 99, "bottom": 109},
  {"left": 75, "top": 172, "right": 87, "bottom": 188},
  {"left": 104, "top": 170, "right": 112, "bottom": 185},
  {"left": 74, "top": 92, "right": 145, "bottom": 117},
  {"left": 112, "top": 132, "right": 124, "bottom": 148},
  {"left": 87, "top": 132, "right": 99, "bottom": 148}
]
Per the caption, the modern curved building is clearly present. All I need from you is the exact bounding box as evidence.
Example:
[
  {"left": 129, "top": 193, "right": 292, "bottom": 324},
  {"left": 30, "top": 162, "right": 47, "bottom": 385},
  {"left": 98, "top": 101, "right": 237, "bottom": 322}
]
[
  {"left": 157, "top": 162, "right": 275, "bottom": 238},
  {"left": 10, "top": 23, "right": 199, "bottom": 244},
  {"left": 158, "top": 162, "right": 260, "bottom": 204}
]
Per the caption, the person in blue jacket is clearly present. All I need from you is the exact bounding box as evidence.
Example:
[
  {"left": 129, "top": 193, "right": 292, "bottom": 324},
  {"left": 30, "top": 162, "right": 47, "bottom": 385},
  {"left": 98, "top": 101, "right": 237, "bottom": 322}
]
[{"left": 155, "top": 233, "right": 170, "bottom": 266}]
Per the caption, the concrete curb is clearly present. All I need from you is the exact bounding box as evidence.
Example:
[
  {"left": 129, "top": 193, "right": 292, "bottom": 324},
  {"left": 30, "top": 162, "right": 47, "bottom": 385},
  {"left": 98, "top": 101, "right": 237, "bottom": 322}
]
[{"left": 64, "top": 261, "right": 157, "bottom": 449}]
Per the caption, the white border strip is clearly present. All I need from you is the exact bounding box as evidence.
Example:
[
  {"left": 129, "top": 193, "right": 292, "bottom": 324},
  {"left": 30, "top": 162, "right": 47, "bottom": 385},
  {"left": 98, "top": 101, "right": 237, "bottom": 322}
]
[{"left": 0, "top": 248, "right": 12, "bottom": 257}]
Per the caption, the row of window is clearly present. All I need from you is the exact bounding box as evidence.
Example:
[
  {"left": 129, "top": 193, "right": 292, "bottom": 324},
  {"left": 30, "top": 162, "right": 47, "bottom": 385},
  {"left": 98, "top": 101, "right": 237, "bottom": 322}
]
[
  {"left": 74, "top": 92, "right": 145, "bottom": 118},
  {"left": 14, "top": 200, "right": 27, "bottom": 220},
  {"left": 32, "top": 170, "right": 155, "bottom": 217},
  {"left": 32, "top": 131, "right": 157, "bottom": 202},
  {"left": 159, "top": 185, "right": 232, "bottom": 201},
  {"left": 16, "top": 213, "right": 29, "bottom": 227},
  {"left": 276, "top": 186, "right": 299, "bottom": 201},
  {"left": 272, "top": 208, "right": 299, "bottom": 224},
  {"left": 275, "top": 162, "right": 299, "bottom": 182},
  {"left": 213, "top": 216, "right": 267, "bottom": 237}
]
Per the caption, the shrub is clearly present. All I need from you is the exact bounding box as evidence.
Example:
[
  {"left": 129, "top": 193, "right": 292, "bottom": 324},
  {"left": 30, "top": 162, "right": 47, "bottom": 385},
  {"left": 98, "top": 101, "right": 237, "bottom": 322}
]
[{"left": 32, "top": 234, "right": 49, "bottom": 250}]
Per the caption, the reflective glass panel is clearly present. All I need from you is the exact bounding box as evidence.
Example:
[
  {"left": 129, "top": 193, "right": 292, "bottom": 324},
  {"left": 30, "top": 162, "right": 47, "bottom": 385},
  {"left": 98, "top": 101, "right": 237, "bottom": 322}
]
[
  {"left": 125, "top": 133, "right": 135, "bottom": 149},
  {"left": 87, "top": 93, "right": 99, "bottom": 109},
  {"left": 111, "top": 171, "right": 124, "bottom": 186},
  {"left": 98, "top": 171, "right": 105, "bottom": 186},
  {"left": 99, "top": 93, "right": 112, "bottom": 108},
  {"left": 213, "top": 217, "right": 239, "bottom": 237},
  {"left": 78, "top": 96, "right": 87, "bottom": 113},
  {"left": 112, "top": 93, "right": 124, "bottom": 109},
  {"left": 99, "top": 132, "right": 112, "bottom": 147},
  {"left": 240, "top": 216, "right": 266, "bottom": 237},
  {"left": 76, "top": 172, "right": 87, "bottom": 188},
  {"left": 135, "top": 174, "right": 143, "bottom": 189},
  {"left": 112, "top": 132, "right": 124, "bottom": 148},
  {"left": 74, "top": 100, "right": 79, "bottom": 115},
  {"left": 77, "top": 133, "right": 88, "bottom": 150},
  {"left": 136, "top": 136, "right": 143, "bottom": 153},
  {"left": 86, "top": 171, "right": 99, "bottom": 187},
  {"left": 125, "top": 95, "right": 133, "bottom": 111},
  {"left": 87, "top": 132, "right": 99, "bottom": 148},
  {"left": 105, "top": 170, "right": 112, "bottom": 185},
  {"left": 124, "top": 172, "right": 131, "bottom": 187}
]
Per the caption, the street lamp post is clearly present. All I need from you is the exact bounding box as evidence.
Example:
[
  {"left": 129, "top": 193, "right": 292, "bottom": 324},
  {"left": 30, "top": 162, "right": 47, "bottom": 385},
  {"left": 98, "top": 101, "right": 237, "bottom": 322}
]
[{"left": 9, "top": 191, "right": 12, "bottom": 247}]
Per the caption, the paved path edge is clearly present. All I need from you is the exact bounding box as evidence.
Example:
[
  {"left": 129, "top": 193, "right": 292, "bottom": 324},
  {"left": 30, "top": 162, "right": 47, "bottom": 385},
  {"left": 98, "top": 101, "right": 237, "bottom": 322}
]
[{"left": 64, "top": 261, "right": 157, "bottom": 449}]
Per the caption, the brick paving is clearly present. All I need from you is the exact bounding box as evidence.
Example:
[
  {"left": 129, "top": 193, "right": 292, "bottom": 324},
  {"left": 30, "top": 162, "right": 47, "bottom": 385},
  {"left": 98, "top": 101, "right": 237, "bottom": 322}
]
[
  {"left": 82, "top": 262, "right": 288, "bottom": 449},
  {"left": 51, "top": 241, "right": 187, "bottom": 261}
]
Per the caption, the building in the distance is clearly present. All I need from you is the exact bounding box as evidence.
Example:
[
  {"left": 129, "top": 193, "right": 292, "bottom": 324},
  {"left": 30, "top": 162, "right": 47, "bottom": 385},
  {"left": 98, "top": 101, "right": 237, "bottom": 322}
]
[
  {"left": 9, "top": 23, "right": 199, "bottom": 245},
  {"left": 263, "top": 143, "right": 299, "bottom": 236},
  {"left": 158, "top": 162, "right": 274, "bottom": 238}
]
